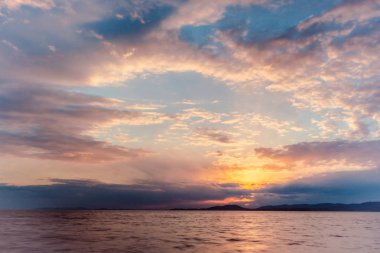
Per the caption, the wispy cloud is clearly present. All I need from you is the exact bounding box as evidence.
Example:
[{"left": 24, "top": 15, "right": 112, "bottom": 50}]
[
  {"left": 0, "top": 0, "right": 55, "bottom": 10},
  {"left": 255, "top": 140, "right": 380, "bottom": 172},
  {"left": 194, "top": 127, "right": 234, "bottom": 144},
  {"left": 0, "top": 84, "right": 171, "bottom": 161}
]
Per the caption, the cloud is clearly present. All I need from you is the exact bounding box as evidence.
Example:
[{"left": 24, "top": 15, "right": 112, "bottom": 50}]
[
  {"left": 161, "top": 0, "right": 268, "bottom": 29},
  {"left": 1, "top": 0, "right": 377, "bottom": 142},
  {"left": 255, "top": 139, "right": 380, "bottom": 165},
  {"left": 0, "top": 129, "right": 145, "bottom": 162},
  {"left": 208, "top": 139, "right": 380, "bottom": 190},
  {"left": 0, "top": 179, "right": 253, "bottom": 209},
  {"left": 85, "top": 3, "right": 175, "bottom": 40},
  {"left": 194, "top": 127, "right": 234, "bottom": 144},
  {"left": 217, "top": 0, "right": 342, "bottom": 44},
  {"left": 0, "top": 0, "right": 319, "bottom": 87},
  {"left": 1, "top": 40, "right": 20, "bottom": 52},
  {"left": 255, "top": 140, "right": 380, "bottom": 172},
  {"left": 0, "top": 0, "right": 55, "bottom": 10},
  {"left": 254, "top": 168, "right": 380, "bottom": 206},
  {"left": 0, "top": 84, "right": 171, "bottom": 161},
  {"left": 1, "top": 0, "right": 378, "bottom": 87}
]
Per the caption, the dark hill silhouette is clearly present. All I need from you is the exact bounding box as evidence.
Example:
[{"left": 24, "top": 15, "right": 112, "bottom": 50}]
[
  {"left": 171, "top": 204, "right": 249, "bottom": 211},
  {"left": 206, "top": 205, "right": 249, "bottom": 211}
]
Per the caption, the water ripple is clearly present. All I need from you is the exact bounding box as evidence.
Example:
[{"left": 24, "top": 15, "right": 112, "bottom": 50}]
[{"left": 0, "top": 211, "right": 379, "bottom": 252}]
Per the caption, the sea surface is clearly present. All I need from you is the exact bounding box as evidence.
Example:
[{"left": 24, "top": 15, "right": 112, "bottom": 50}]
[{"left": 0, "top": 211, "right": 380, "bottom": 252}]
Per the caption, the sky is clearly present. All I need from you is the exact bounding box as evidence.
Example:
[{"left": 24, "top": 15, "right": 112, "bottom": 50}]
[{"left": 0, "top": 0, "right": 380, "bottom": 209}]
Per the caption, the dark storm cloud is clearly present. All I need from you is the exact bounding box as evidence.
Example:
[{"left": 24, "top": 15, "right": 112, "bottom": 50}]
[
  {"left": 254, "top": 168, "right": 380, "bottom": 206},
  {"left": 0, "top": 179, "right": 253, "bottom": 209}
]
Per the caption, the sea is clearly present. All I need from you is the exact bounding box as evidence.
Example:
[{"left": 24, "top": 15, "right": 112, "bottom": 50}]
[{"left": 0, "top": 210, "right": 379, "bottom": 252}]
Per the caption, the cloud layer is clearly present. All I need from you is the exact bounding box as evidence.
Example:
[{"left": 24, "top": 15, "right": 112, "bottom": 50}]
[
  {"left": 0, "top": 179, "right": 253, "bottom": 209},
  {"left": 0, "top": 84, "right": 170, "bottom": 161},
  {"left": 1, "top": 0, "right": 378, "bottom": 138},
  {"left": 255, "top": 139, "right": 380, "bottom": 169},
  {"left": 254, "top": 168, "right": 380, "bottom": 206}
]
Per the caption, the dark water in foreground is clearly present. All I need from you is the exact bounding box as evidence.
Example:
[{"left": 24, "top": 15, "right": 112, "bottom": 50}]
[{"left": 0, "top": 211, "right": 380, "bottom": 252}]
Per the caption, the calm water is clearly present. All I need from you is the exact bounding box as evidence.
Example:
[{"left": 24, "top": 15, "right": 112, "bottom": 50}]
[{"left": 0, "top": 211, "right": 380, "bottom": 252}]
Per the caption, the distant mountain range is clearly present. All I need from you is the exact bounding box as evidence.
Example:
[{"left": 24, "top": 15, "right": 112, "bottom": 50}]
[
  {"left": 172, "top": 202, "right": 380, "bottom": 212},
  {"left": 254, "top": 202, "right": 380, "bottom": 211}
]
